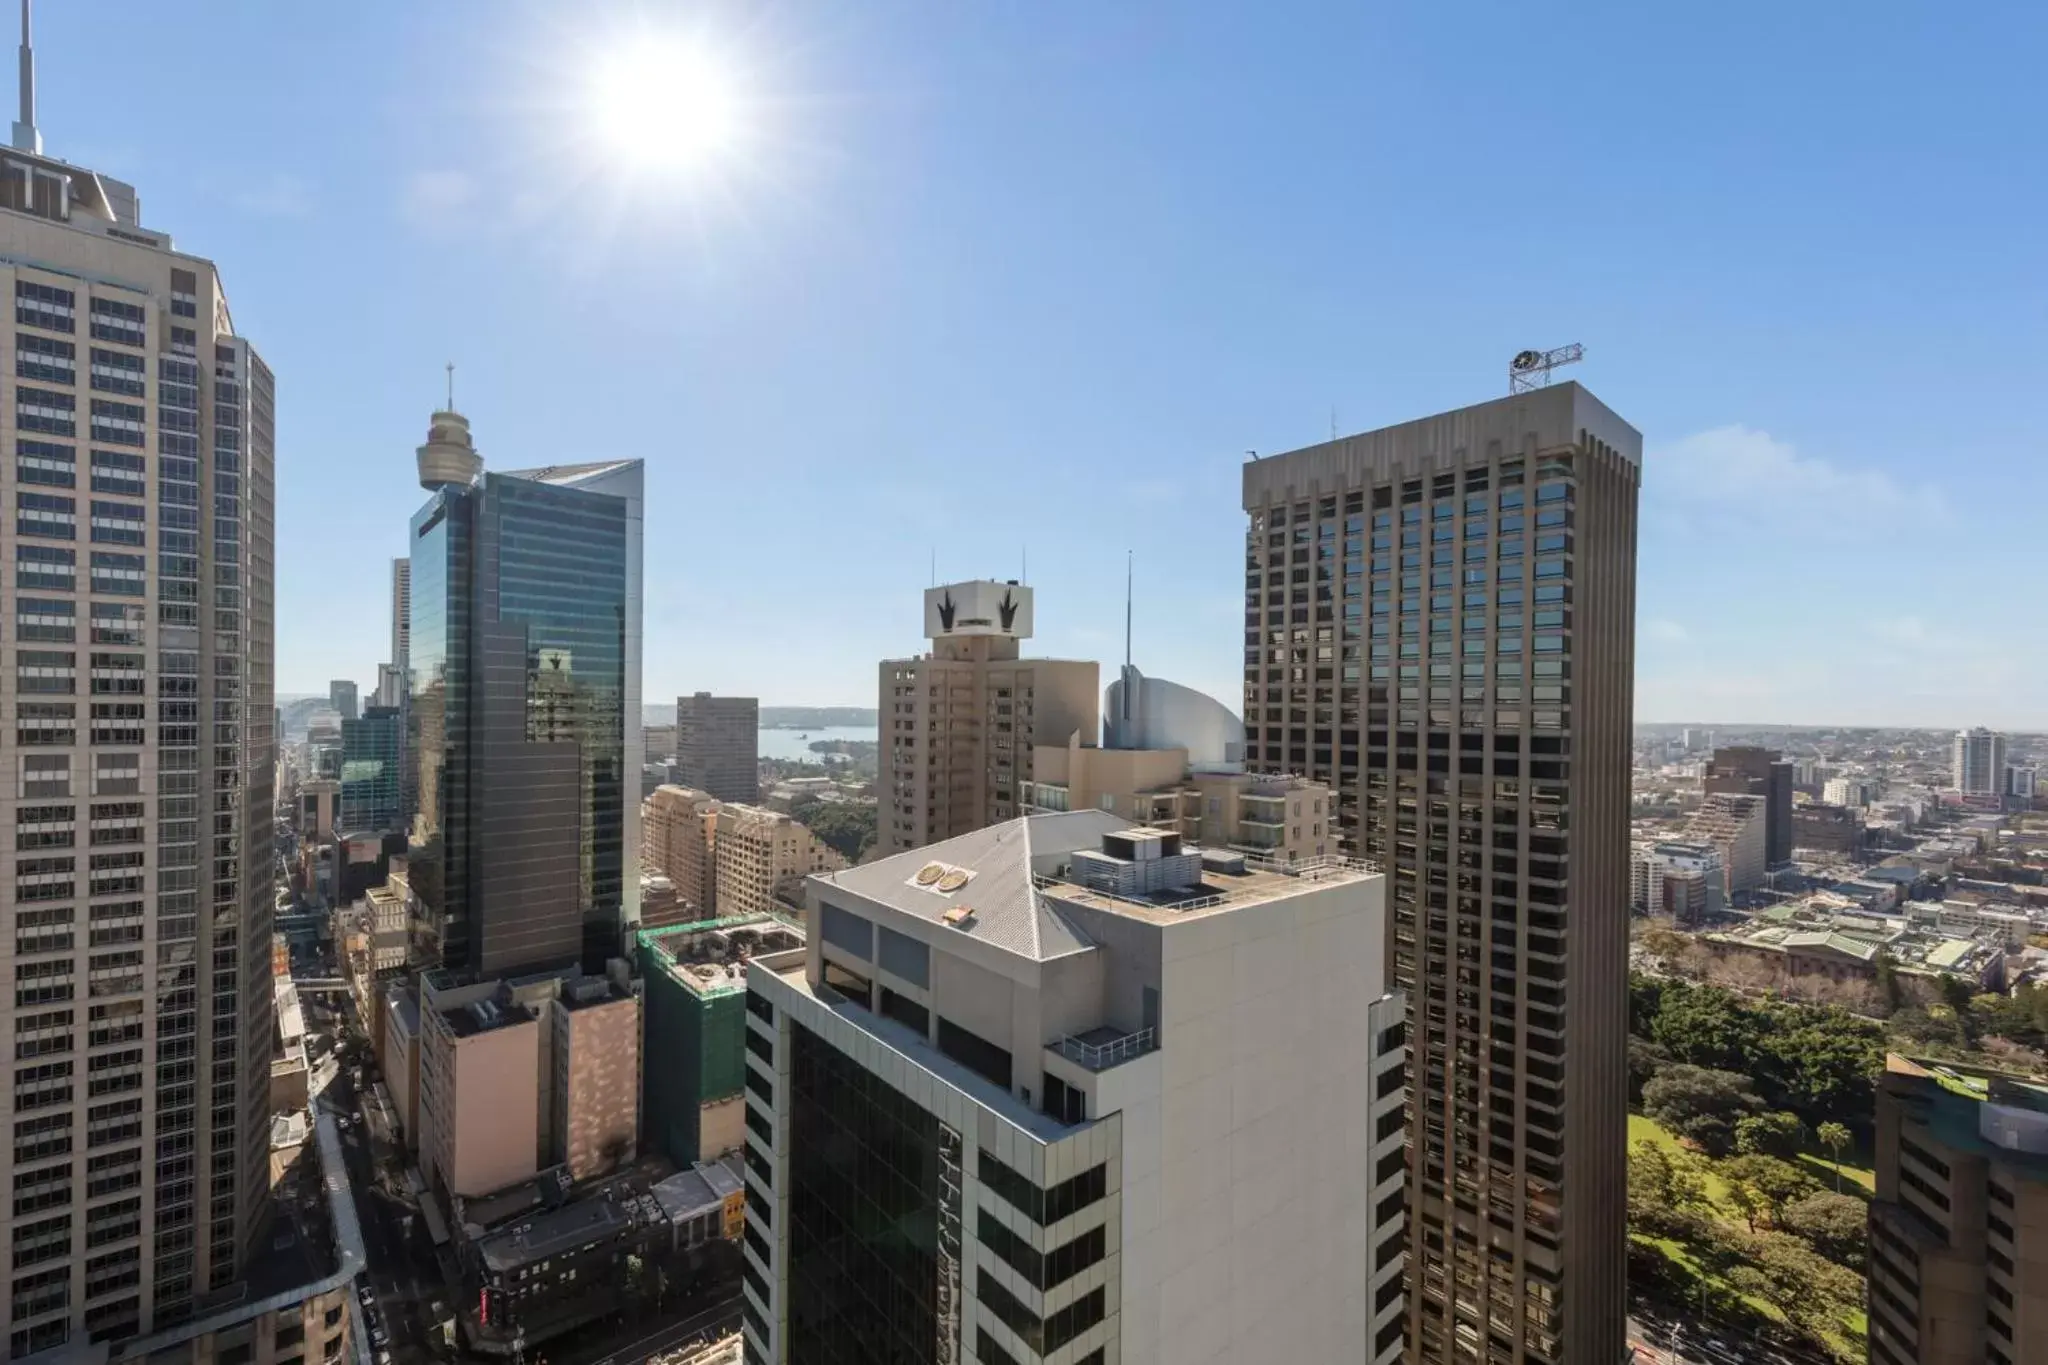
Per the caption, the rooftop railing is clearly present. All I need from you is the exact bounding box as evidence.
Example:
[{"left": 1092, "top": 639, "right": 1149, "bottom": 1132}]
[{"left": 1052, "top": 1027, "right": 1157, "bottom": 1071}]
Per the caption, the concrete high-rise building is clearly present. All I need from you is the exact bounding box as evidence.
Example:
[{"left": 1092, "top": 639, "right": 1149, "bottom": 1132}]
[
  {"left": 674, "top": 693, "right": 759, "bottom": 804},
  {"left": 641, "top": 784, "right": 721, "bottom": 922},
  {"left": 1241, "top": 383, "right": 1640, "bottom": 1364},
  {"left": 1955, "top": 727, "right": 2009, "bottom": 796},
  {"left": 328, "top": 678, "right": 358, "bottom": 721},
  {"left": 1823, "top": 776, "right": 1873, "bottom": 808},
  {"left": 2011, "top": 766, "right": 2039, "bottom": 801},
  {"left": 1703, "top": 744, "right": 1793, "bottom": 867},
  {"left": 742, "top": 813, "right": 1406, "bottom": 1365},
  {"left": 373, "top": 660, "right": 404, "bottom": 710},
  {"left": 390, "top": 556, "right": 410, "bottom": 674},
  {"left": 407, "top": 407, "right": 644, "bottom": 977},
  {"left": 0, "top": 16, "right": 278, "bottom": 1345},
  {"left": 1869, "top": 1054, "right": 2048, "bottom": 1365},
  {"left": 879, "top": 580, "right": 1099, "bottom": 858},
  {"left": 711, "top": 803, "right": 847, "bottom": 919},
  {"left": 1682, "top": 791, "right": 1767, "bottom": 901}
]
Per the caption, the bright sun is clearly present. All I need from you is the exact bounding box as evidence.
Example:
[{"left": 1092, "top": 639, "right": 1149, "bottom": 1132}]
[{"left": 588, "top": 39, "right": 746, "bottom": 173}]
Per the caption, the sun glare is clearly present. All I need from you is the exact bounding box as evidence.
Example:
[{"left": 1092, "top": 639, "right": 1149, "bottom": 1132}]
[{"left": 588, "top": 39, "right": 747, "bottom": 174}]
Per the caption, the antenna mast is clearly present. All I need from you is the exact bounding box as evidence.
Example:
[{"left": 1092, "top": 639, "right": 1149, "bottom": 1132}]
[{"left": 11, "top": 0, "right": 38, "bottom": 155}]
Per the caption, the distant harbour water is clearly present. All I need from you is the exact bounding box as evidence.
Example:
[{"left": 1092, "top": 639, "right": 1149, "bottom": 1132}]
[{"left": 757, "top": 725, "right": 879, "bottom": 762}]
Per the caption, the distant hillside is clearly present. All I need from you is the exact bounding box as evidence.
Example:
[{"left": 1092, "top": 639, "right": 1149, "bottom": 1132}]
[{"left": 641, "top": 704, "right": 877, "bottom": 729}]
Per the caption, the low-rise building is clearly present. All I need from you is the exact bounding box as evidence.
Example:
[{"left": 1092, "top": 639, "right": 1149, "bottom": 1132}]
[
  {"left": 638, "top": 914, "right": 805, "bottom": 1166},
  {"left": 554, "top": 975, "right": 641, "bottom": 1182},
  {"left": 1632, "top": 840, "right": 1726, "bottom": 925}
]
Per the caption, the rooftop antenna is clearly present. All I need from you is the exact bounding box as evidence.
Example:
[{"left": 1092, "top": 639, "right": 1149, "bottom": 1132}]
[
  {"left": 1124, "top": 550, "right": 1133, "bottom": 671},
  {"left": 11, "top": 0, "right": 38, "bottom": 155},
  {"left": 1508, "top": 343, "right": 1585, "bottom": 395},
  {"left": 444, "top": 361, "right": 455, "bottom": 412}
]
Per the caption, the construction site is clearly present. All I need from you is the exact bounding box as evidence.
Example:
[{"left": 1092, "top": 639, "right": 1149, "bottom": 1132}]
[{"left": 637, "top": 914, "right": 805, "bottom": 1169}]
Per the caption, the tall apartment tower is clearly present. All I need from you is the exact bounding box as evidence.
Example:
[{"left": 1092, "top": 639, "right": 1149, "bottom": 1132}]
[
  {"left": 673, "top": 692, "right": 758, "bottom": 803},
  {"left": 742, "top": 813, "right": 1406, "bottom": 1365},
  {"left": 0, "top": 17, "right": 277, "bottom": 1347},
  {"left": 327, "top": 678, "right": 358, "bottom": 722},
  {"left": 1702, "top": 744, "right": 1792, "bottom": 867},
  {"left": 879, "top": 580, "right": 1098, "bottom": 858},
  {"left": 1869, "top": 1054, "right": 2048, "bottom": 1365},
  {"left": 407, "top": 408, "right": 643, "bottom": 976},
  {"left": 390, "top": 556, "right": 410, "bottom": 674},
  {"left": 1241, "top": 382, "right": 1640, "bottom": 1365},
  {"left": 1954, "top": 727, "right": 2008, "bottom": 796}
]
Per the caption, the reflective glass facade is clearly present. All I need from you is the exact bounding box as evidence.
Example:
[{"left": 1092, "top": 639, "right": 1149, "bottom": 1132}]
[
  {"left": 786, "top": 1021, "right": 946, "bottom": 1364},
  {"left": 408, "top": 470, "right": 629, "bottom": 975}
]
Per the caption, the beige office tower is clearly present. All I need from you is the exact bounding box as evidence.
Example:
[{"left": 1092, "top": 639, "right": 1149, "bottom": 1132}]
[
  {"left": 1242, "top": 383, "right": 1639, "bottom": 1365},
  {"left": 711, "top": 804, "right": 845, "bottom": 919},
  {"left": 879, "top": 580, "right": 1098, "bottom": 858},
  {"left": 0, "top": 20, "right": 277, "bottom": 1351}
]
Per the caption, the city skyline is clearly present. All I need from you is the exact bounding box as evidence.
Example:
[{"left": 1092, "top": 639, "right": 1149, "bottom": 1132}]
[{"left": 22, "top": 2, "right": 2039, "bottom": 728}]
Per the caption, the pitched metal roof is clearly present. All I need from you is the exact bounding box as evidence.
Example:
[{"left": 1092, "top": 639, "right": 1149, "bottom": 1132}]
[{"left": 813, "top": 810, "right": 1131, "bottom": 962}]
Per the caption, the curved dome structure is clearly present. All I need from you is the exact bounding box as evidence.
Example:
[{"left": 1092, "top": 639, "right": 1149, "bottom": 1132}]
[
  {"left": 1103, "top": 665, "right": 1245, "bottom": 772},
  {"left": 416, "top": 409, "right": 482, "bottom": 490}
]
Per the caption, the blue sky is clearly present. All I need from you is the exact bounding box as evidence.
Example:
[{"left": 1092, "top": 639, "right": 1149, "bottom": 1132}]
[{"left": 39, "top": 1, "right": 2046, "bottom": 727}]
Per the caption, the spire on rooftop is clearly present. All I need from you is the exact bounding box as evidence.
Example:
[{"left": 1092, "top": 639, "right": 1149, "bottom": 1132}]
[{"left": 11, "top": 0, "right": 37, "bottom": 155}]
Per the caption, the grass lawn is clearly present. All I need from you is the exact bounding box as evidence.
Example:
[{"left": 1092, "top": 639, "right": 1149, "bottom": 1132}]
[
  {"left": 1627, "top": 1112, "right": 1738, "bottom": 1209},
  {"left": 1797, "top": 1148, "right": 1875, "bottom": 1194},
  {"left": 1628, "top": 1109, "right": 1876, "bottom": 1197}
]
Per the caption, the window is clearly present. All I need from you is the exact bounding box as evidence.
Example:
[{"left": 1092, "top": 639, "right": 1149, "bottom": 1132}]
[
  {"left": 978, "top": 1150, "right": 1107, "bottom": 1227},
  {"left": 819, "top": 902, "right": 871, "bottom": 959}
]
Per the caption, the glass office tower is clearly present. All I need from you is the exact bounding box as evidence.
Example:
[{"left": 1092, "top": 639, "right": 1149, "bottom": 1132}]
[{"left": 406, "top": 411, "right": 642, "bottom": 978}]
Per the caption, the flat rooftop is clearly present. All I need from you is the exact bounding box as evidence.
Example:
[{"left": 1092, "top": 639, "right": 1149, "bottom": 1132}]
[
  {"left": 641, "top": 913, "right": 805, "bottom": 999},
  {"left": 1045, "top": 856, "right": 1378, "bottom": 925},
  {"left": 442, "top": 996, "right": 536, "bottom": 1038}
]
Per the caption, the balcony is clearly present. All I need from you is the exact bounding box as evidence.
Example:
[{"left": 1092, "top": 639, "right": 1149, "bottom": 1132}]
[{"left": 1050, "top": 1025, "right": 1157, "bottom": 1072}]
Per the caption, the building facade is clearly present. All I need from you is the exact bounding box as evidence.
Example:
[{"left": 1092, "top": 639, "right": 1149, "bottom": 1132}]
[
  {"left": 389, "top": 556, "right": 410, "bottom": 675},
  {"left": 1954, "top": 728, "right": 2009, "bottom": 797},
  {"left": 711, "top": 804, "right": 846, "bottom": 920},
  {"left": 1631, "top": 840, "right": 1726, "bottom": 925},
  {"left": 1869, "top": 1055, "right": 2048, "bottom": 1365},
  {"left": 552, "top": 978, "right": 640, "bottom": 1182},
  {"left": 642, "top": 784, "right": 722, "bottom": 921},
  {"left": 336, "top": 704, "right": 402, "bottom": 833},
  {"left": 879, "top": 581, "right": 1098, "bottom": 859},
  {"left": 1682, "top": 792, "right": 1767, "bottom": 901},
  {"left": 0, "top": 38, "right": 279, "bottom": 1346},
  {"left": 406, "top": 408, "right": 643, "bottom": 977},
  {"left": 637, "top": 915, "right": 803, "bottom": 1167},
  {"left": 1240, "top": 383, "right": 1639, "bottom": 1364},
  {"left": 1702, "top": 745, "right": 1792, "bottom": 867},
  {"left": 742, "top": 812, "right": 1404, "bottom": 1365},
  {"left": 675, "top": 693, "right": 759, "bottom": 804}
]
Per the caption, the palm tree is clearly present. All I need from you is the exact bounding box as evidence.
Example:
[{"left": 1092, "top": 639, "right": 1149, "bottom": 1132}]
[{"left": 1817, "top": 1121, "right": 1852, "bottom": 1193}]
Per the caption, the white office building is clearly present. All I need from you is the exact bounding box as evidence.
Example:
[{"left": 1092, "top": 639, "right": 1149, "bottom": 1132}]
[
  {"left": 739, "top": 811, "right": 1405, "bottom": 1365},
  {"left": 1954, "top": 727, "right": 2009, "bottom": 797}
]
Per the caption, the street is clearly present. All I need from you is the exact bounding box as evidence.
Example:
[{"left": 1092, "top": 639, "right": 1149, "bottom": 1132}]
[{"left": 1628, "top": 1311, "right": 1837, "bottom": 1365}]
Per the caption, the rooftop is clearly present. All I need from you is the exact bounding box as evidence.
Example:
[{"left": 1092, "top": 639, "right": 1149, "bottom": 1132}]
[
  {"left": 814, "top": 810, "right": 1379, "bottom": 962},
  {"left": 640, "top": 913, "right": 805, "bottom": 999},
  {"left": 442, "top": 995, "right": 536, "bottom": 1038}
]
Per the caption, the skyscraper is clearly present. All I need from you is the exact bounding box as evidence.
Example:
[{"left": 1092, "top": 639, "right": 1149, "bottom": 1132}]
[
  {"left": 328, "top": 678, "right": 358, "bottom": 721},
  {"left": 878, "top": 580, "right": 1098, "bottom": 857},
  {"left": 390, "top": 555, "right": 410, "bottom": 674},
  {"left": 406, "top": 407, "right": 643, "bottom": 977},
  {"left": 673, "top": 692, "right": 759, "bottom": 803},
  {"left": 743, "top": 813, "right": 1406, "bottom": 1365},
  {"left": 1241, "top": 382, "right": 1640, "bottom": 1365},
  {"left": 0, "top": 13, "right": 276, "bottom": 1344},
  {"left": 337, "top": 705, "right": 403, "bottom": 833},
  {"left": 1954, "top": 727, "right": 2008, "bottom": 796}
]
